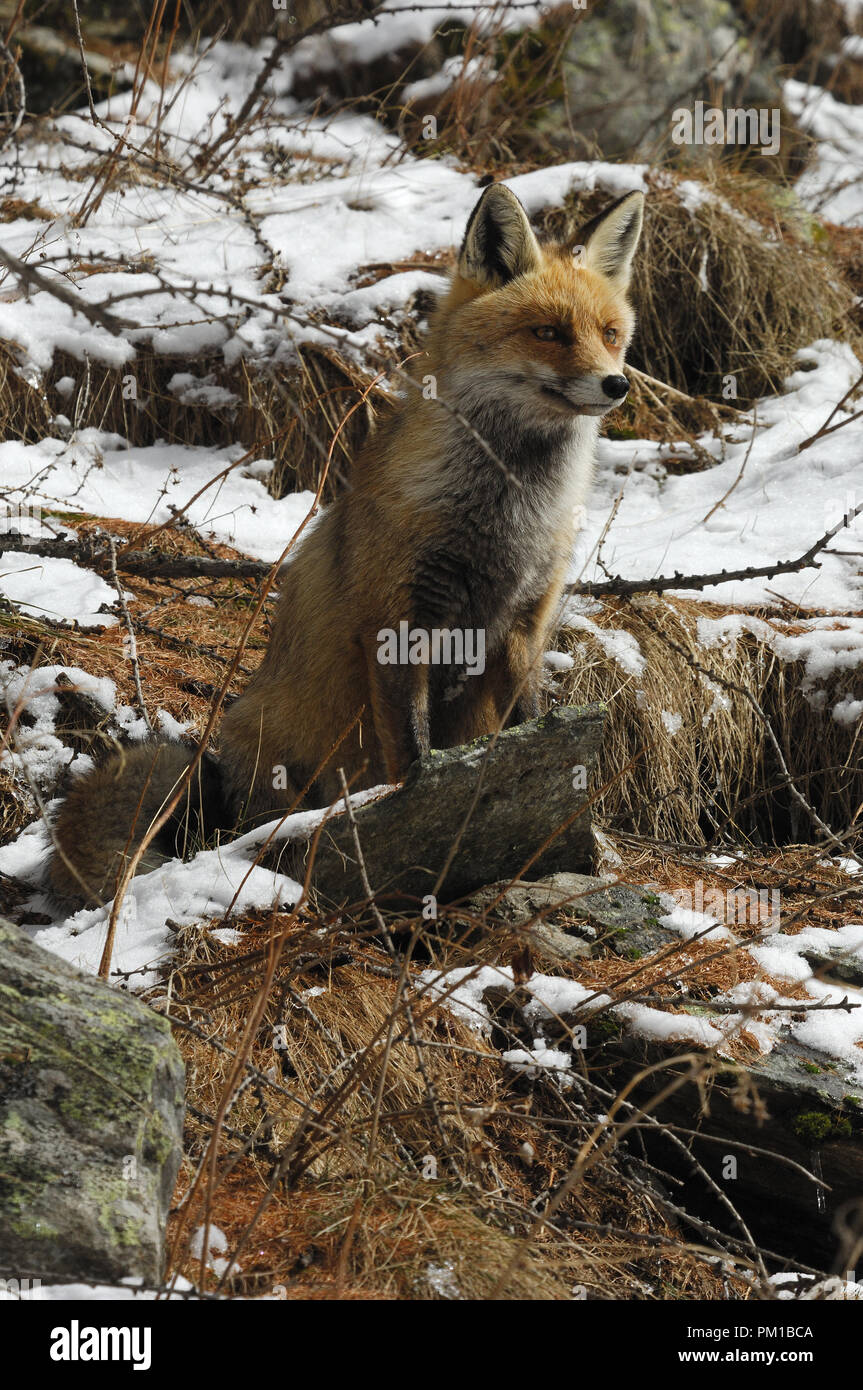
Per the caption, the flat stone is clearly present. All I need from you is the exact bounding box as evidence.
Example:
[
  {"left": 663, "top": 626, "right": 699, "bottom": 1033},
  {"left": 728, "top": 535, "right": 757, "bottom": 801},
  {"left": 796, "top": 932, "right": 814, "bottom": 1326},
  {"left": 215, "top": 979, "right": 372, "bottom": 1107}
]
[
  {"left": 799, "top": 945, "right": 863, "bottom": 990},
  {"left": 602, "top": 1028, "right": 863, "bottom": 1268},
  {"left": 460, "top": 872, "right": 669, "bottom": 963}
]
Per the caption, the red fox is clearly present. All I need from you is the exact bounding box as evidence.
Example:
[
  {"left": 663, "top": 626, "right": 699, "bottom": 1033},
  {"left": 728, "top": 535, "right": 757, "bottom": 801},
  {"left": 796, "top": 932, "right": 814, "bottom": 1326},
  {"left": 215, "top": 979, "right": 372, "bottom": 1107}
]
[{"left": 48, "top": 183, "right": 644, "bottom": 904}]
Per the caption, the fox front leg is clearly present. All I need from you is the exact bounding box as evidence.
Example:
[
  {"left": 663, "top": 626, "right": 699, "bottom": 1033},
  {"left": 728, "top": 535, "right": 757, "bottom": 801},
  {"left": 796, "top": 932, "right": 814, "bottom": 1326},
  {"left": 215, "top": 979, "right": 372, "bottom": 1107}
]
[
  {"left": 508, "top": 560, "right": 571, "bottom": 722},
  {"left": 364, "top": 634, "right": 430, "bottom": 783},
  {"left": 503, "top": 624, "right": 542, "bottom": 724}
]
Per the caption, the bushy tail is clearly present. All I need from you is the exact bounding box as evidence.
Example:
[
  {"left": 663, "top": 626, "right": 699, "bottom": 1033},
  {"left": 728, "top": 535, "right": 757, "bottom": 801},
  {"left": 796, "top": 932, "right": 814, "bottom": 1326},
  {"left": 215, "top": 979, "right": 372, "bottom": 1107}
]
[{"left": 48, "top": 742, "right": 228, "bottom": 906}]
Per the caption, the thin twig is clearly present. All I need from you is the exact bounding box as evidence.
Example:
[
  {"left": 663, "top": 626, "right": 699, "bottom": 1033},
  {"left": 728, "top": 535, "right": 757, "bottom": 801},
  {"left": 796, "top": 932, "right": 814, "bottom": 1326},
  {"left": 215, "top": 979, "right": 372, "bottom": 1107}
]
[
  {"left": 0, "top": 242, "right": 132, "bottom": 336},
  {"left": 108, "top": 537, "right": 153, "bottom": 735}
]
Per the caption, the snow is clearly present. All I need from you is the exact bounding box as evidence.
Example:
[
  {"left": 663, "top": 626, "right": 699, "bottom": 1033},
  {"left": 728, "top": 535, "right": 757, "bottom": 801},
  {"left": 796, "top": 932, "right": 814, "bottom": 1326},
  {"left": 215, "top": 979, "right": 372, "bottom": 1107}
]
[
  {"left": 189, "top": 1224, "right": 237, "bottom": 1279},
  {"left": 416, "top": 910, "right": 863, "bottom": 1077},
  {"left": 769, "top": 1272, "right": 863, "bottom": 1300},
  {"left": 0, "top": 662, "right": 192, "bottom": 796},
  {"left": 4, "top": 1275, "right": 199, "bottom": 1301},
  {"left": 505, "top": 161, "right": 648, "bottom": 212},
  {"left": 834, "top": 695, "right": 863, "bottom": 724},
  {"left": 1, "top": 661, "right": 115, "bottom": 718},
  {"left": 0, "top": 552, "right": 117, "bottom": 626},
  {"left": 713, "top": 981, "right": 784, "bottom": 1054},
  {"left": 425, "top": 1261, "right": 461, "bottom": 1299},
  {"left": 502, "top": 1045, "right": 575, "bottom": 1078},
  {"left": 758, "top": 921, "right": 863, "bottom": 964},
  {"left": 837, "top": 857, "right": 862, "bottom": 875},
  {"left": 614, "top": 1001, "right": 725, "bottom": 1047},
  {"left": 565, "top": 614, "right": 646, "bottom": 676},
  {"left": 791, "top": 975, "right": 863, "bottom": 1080},
  {"left": 290, "top": 2, "right": 545, "bottom": 81},
  {"left": 658, "top": 905, "right": 734, "bottom": 942},
  {"left": 0, "top": 777, "right": 390, "bottom": 985},
  {"left": 402, "top": 56, "right": 490, "bottom": 105},
  {"left": 576, "top": 339, "right": 863, "bottom": 616},
  {"left": 416, "top": 963, "right": 513, "bottom": 1035},
  {"left": 0, "top": 662, "right": 115, "bottom": 789},
  {"left": 747, "top": 928, "right": 863, "bottom": 1081},
  {"left": 26, "top": 835, "right": 301, "bottom": 988},
  {"left": 168, "top": 373, "right": 240, "bottom": 411},
  {"left": 189, "top": 1224, "right": 228, "bottom": 1258},
  {"left": 0, "top": 436, "right": 317, "bottom": 564},
  {"left": 543, "top": 649, "right": 575, "bottom": 671},
  {"left": 785, "top": 78, "right": 863, "bottom": 224}
]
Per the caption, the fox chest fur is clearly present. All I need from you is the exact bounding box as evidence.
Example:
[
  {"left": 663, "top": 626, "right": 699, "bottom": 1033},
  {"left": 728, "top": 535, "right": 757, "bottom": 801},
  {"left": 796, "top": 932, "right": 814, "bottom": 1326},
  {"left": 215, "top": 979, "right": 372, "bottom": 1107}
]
[{"left": 401, "top": 404, "right": 597, "bottom": 650}]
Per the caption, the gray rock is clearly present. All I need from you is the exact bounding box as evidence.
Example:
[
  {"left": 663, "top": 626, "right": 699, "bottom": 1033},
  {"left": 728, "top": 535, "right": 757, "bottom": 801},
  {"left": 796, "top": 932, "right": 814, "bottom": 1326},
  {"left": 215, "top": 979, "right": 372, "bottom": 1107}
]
[
  {"left": 461, "top": 872, "right": 669, "bottom": 964},
  {"left": 456, "top": 907, "right": 863, "bottom": 1264},
  {"left": 798, "top": 945, "right": 863, "bottom": 990},
  {"left": 0, "top": 919, "right": 184, "bottom": 1285},
  {"left": 602, "top": 1027, "right": 863, "bottom": 1267},
  {"left": 561, "top": 0, "right": 774, "bottom": 161},
  {"left": 304, "top": 704, "right": 606, "bottom": 907}
]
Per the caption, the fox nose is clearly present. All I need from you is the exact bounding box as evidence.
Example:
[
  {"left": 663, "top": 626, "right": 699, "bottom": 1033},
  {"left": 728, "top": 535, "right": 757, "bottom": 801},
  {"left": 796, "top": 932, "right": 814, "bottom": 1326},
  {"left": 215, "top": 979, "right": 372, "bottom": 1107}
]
[{"left": 602, "top": 374, "right": 629, "bottom": 401}]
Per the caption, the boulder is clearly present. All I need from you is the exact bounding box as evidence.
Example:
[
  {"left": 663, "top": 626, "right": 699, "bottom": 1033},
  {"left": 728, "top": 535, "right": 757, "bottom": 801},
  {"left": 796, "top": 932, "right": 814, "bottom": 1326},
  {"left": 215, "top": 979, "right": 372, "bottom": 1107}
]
[
  {"left": 562, "top": 0, "right": 779, "bottom": 161},
  {"left": 0, "top": 919, "right": 184, "bottom": 1286}
]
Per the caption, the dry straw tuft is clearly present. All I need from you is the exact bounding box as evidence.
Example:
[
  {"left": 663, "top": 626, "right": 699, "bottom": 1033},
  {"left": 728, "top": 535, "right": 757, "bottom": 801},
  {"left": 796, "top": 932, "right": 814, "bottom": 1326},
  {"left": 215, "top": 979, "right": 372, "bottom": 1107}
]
[{"left": 552, "top": 597, "right": 862, "bottom": 846}]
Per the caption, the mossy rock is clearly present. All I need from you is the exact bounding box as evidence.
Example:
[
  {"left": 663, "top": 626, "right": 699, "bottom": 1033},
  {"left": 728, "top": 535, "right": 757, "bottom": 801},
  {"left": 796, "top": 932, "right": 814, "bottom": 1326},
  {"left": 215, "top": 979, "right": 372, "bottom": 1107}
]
[
  {"left": 461, "top": 871, "right": 670, "bottom": 962},
  {"left": 0, "top": 919, "right": 184, "bottom": 1285},
  {"left": 305, "top": 704, "right": 606, "bottom": 907}
]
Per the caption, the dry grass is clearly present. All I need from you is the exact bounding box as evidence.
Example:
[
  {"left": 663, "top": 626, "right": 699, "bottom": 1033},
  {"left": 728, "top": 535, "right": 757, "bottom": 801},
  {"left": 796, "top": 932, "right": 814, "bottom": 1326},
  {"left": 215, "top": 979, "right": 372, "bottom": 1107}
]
[
  {"left": 157, "top": 908, "right": 743, "bottom": 1300},
  {"left": 149, "top": 818, "right": 862, "bottom": 1299},
  {"left": 394, "top": 3, "right": 585, "bottom": 171},
  {"left": 22, "top": 346, "right": 396, "bottom": 502},
  {"left": 550, "top": 596, "right": 862, "bottom": 847},
  {"left": 1, "top": 517, "right": 267, "bottom": 707},
  {"left": 0, "top": 517, "right": 271, "bottom": 857}
]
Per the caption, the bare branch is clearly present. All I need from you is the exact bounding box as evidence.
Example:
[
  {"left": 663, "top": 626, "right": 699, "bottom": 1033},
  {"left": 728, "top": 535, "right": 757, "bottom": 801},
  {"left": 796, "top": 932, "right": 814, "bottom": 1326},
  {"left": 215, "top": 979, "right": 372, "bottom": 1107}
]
[
  {"left": 0, "top": 242, "right": 133, "bottom": 337},
  {"left": 568, "top": 499, "right": 863, "bottom": 598},
  {"left": 0, "top": 533, "right": 270, "bottom": 581}
]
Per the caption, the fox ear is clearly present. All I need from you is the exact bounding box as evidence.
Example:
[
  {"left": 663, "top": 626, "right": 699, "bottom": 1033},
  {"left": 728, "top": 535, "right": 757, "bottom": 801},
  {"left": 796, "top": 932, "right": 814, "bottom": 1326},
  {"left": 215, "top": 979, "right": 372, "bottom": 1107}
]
[
  {"left": 576, "top": 190, "right": 644, "bottom": 291},
  {"left": 458, "top": 183, "right": 542, "bottom": 290}
]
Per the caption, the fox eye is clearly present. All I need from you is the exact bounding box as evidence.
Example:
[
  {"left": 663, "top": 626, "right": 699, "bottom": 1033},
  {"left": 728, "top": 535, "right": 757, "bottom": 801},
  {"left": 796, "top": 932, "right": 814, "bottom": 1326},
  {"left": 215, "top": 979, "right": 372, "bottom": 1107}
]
[
  {"left": 604, "top": 326, "right": 619, "bottom": 346},
  {"left": 533, "top": 326, "right": 561, "bottom": 342}
]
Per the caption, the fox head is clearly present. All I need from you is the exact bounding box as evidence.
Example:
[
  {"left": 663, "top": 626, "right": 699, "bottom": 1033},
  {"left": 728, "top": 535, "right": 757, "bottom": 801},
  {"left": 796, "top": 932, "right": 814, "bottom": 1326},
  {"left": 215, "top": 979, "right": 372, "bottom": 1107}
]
[{"left": 435, "top": 183, "right": 644, "bottom": 421}]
